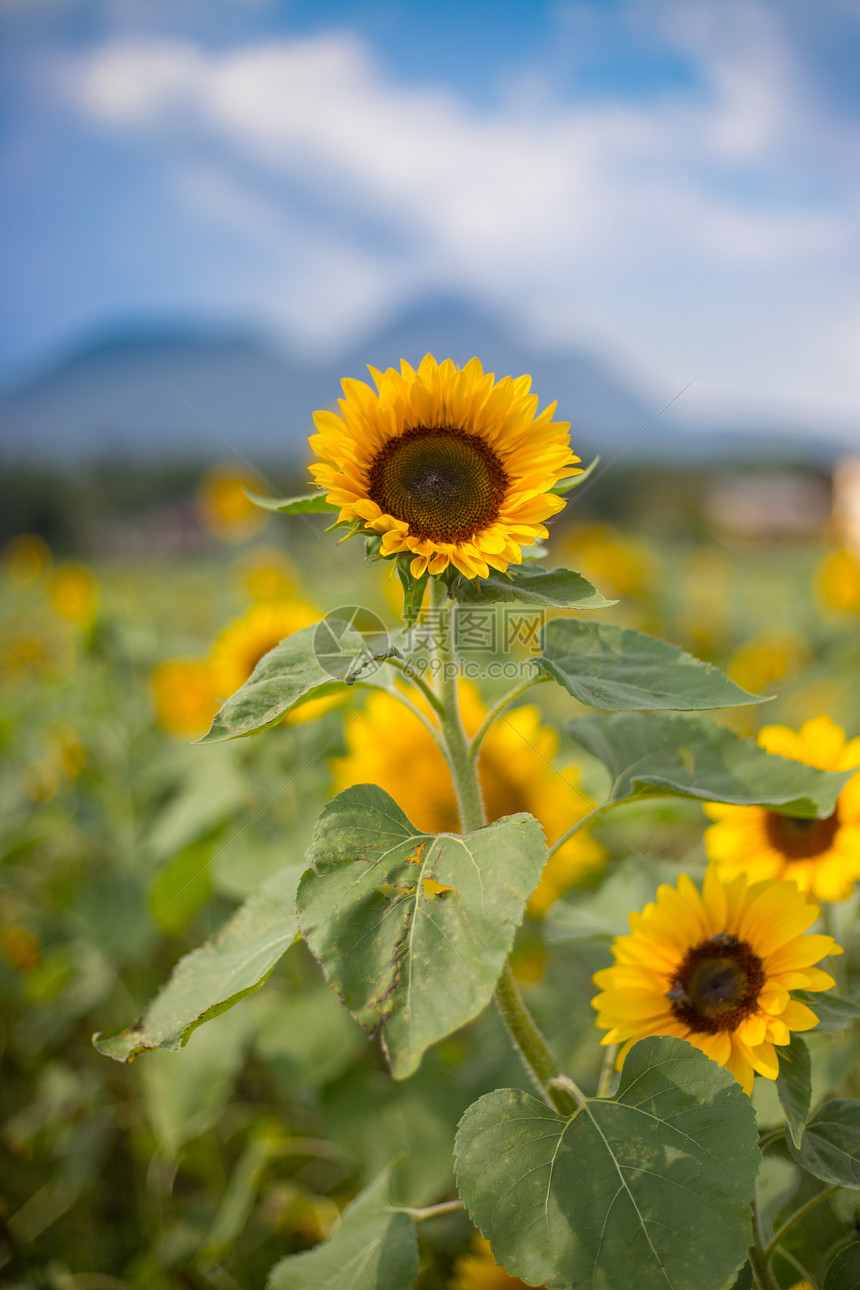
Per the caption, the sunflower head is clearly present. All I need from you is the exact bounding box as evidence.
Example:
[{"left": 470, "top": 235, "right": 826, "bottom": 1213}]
[
  {"left": 592, "top": 865, "right": 842, "bottom": 1095},
  {"left": 309, "top": 355, "right": 579, "bottom": 580},
  {"left": 704, "top": 715, "right": 860, "bottom": 903}
]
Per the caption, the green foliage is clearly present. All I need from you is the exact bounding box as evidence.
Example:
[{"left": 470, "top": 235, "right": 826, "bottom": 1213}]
[
  {"left": 449, "top": 564, "right": 613, "bottom": 607},
  {"left": 200, "top": 622, "right": 370, "bottom": 742},
  {"left": 537, "top": 619, "right": 763, "bottom": 709},
  {"left": 787, "top": 1098, "right": 860, "bottom": 1186},
  {"left": 94, "top": 866, "right": 302, "bottom": 1061},
  {"left": 455, "top": 1036, "right": 760, "bottom": 1290},
  {"left": 266, "top": 1169, "right": 419, "bottom": 1290},
  {"left": 776, "top": 1034, "right": 812, "bottom": 1148},
  {"left": 245, "top": 490, "right": 339, "bottom": 514},
  {"left": 569, "top": 711, "right": 852, "bottom": 815},
  {"left": 826, "top": 1244, "right": 860, "bottom": 1290},
  {"left": 795, "top": 990, "right": 860, "bottom": 1030},
  {"left": 298, "top": 784, "right": 547, "bottom": 1077},
  {"left": 552, "top": 453, "right": 600, "bottom": 492}
]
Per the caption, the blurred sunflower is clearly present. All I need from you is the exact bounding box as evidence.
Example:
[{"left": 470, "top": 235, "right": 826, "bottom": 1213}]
[
  {"left": 198, "top": 465, "right": 267, "bottom": 542},
  {"left": 3, "top": 533, "right": 51, "bottom": 587},
  {"left": 151, "top": 660, "right": 218, "bottom": 736},
  {"left": 49, "top": 563, "right": 99, "bottom": 627},
  {"left": 592, "top": 865, "right": 841, "bottom": 1095},
  {"left": 704, "top": 715, "right": 860, "bottom": 902},
  {"left": 331, "top": 681, "right": 604, "bottom": 915},
  {"left": 449, "top": 1235, "right": 533, "bottom": 1289},
  {"left": 309, "top": 355, "right": 578, "bottom": 579},
  {"left": 816, "top": 546, "right": 860, "bottom": 613}
]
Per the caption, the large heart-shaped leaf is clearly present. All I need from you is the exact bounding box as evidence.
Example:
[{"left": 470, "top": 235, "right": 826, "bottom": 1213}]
[
  {"left": 267, "top": 1168, "right": 418, "bottom": 1290},
  {"left": 455, "top": 1035, "right": 759, "bottom": 1290},
  {"left": 569, "top": 712, "right": 853, "bottom": 817},
  {"left": 298, "top": 785, "right": 547, "bottom": 1079},
  {"left": 94, "top": 866, "right": 301, "bottom": 1061},
  {"left": 787, "top": 1098, "right": 860, "bottom": 1186},
  {"left": 200, "top": 621, "right": 371, "bottom": 743},
  {"left": 450, "top": 565, "right": 612, "bottom": 608},
  {"left": 537, "top": 620, "right": 762, "bottom": 710}
]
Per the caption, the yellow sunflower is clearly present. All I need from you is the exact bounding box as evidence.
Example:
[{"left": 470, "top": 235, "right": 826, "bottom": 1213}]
[
  {"left": 331, "top": 681, "right": 605, "bottom": 915},
  {"left": 592, "top": 865, "right": 841, "bottom": 1095},
  {"left": 449, "top": 1235, "right": 534, "bottom": 1289},
  {"left": 309, "top": 355, "right": 578, "bottom": 579},
  {"left": 704, "top": 715, "right": 860, "bottom": 903},
  {"left": 151, "top": 660, "right": 218, "bottom": 736}
]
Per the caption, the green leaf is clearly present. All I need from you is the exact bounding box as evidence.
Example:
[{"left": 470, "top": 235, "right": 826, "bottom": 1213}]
[
  {"left": 200, "top": 621, "right": 367, "bottom": 743},
  {"left": 93, "top": 866, "right": 302, "bottom": 1062},
  {"left": 538, "top": 620, "right": 763, "bottom": 711},
  {"left": 553, "top": 453, "right": 600, "bottom": 493},
  {"left": 569, "top": 712, "right": 853, "bottom": 817},
  {"left": 450, "top": 565, "right": 613, "bottom": 608},
  {"left": 266, "top": 1168, "right": 418, "bottom": 1290},
  {"left": 825, "top": 1243, "right": 860, "bottom": 1290},
  {"left": 793, "top": 990, "right": 860, "bottom": 1030},
  {"left": 729, "top": 1263, "right": 754, "bottom": 1290},
  {"left": 245, "top": 489, "right": 339, "bottom": 514},
  {"left": 787, "top": 1098, "right": 860, "bottom": 1186},
  {"left": 454, "top": 1035, "right": 759, "bottom": 1290},
  {"left": 776, "top": 1034, "right": 812, "bottom": 1148},
  {"left": 297, "top": 784, "right": 547, "bottom": 1079}
]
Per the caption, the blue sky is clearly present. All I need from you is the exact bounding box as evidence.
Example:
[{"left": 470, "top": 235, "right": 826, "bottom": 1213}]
[{"left": 2, "top": 0, "right": 860, "bottom": 431}]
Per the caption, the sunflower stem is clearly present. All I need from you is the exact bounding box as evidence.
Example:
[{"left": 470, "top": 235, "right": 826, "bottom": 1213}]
[
  {"left": 430, "top": 579, "right": 486, "bottom": 832},
  {"left": 467, "top": 671, "right": 549, "bottom": 763},
  {"left": 748, "top": 1240, "right": 780, "bottom": 1290},
  {"left": 428, "top": 577, "right": 579, "bottom": 1112}
]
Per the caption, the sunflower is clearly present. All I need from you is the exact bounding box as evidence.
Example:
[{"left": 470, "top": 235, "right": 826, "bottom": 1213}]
[
  {"left": 592, "top": 865, "right": 841, "bottom": 1095},
  {"left": 449, "top": 1235, "right": 533, "bottom": 1289},
  {"left": 151, "top": 660, "right": 218, "bottom": 736},
  {"left": 704, "top": 715, "right": 860, "bottom": 903},
  {"left": 331, "top": 681, "right": 605, "bottom": 915},
  {"left": 309, "top": 355, "right": 578, "bottom": 579}
]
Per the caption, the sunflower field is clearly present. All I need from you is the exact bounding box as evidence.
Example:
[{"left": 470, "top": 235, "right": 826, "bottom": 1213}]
[{"left": 4, "top": 357, "right": 860, "bottom": 1290}]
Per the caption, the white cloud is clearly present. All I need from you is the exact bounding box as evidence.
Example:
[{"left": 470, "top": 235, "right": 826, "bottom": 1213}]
[{"left": 59, "top": 7, "right": 860, "bottom": 428}]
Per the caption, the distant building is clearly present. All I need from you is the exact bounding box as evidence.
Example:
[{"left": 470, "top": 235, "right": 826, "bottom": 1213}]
[
  {"left": 831, "top": 457, "right": 860, "bottom": 554},
  {"left": 703, "top": 471, "right": 830, "bottom": 540}
]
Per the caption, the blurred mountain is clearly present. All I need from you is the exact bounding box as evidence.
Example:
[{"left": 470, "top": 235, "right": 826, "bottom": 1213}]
[{"left": 0, "top": 297, "right": 843, "bottom": 465}]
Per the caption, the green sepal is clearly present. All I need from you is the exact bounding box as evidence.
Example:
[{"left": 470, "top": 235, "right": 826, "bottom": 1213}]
[
  {"left": 552, "top": 453, "right": 600, "bottom": 493},
  {"left": 396, "top": 561, "right": 429, "bottom": 630}
]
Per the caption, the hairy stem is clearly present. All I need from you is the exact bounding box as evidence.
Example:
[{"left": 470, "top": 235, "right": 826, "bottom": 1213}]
[{"left": 429, "top": 578, "right": 581, "bottom": 1114}]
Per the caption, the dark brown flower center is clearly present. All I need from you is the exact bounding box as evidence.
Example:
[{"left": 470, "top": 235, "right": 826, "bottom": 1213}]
[
  {"left": 765, "top": 809, "right": 839, "bottom": 861},
  {"left": 367, "top": 426, "right": 508, "bottom": 543},
  {"left": 667, "top": 933, "right": 765, "bottom": 1034}
]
